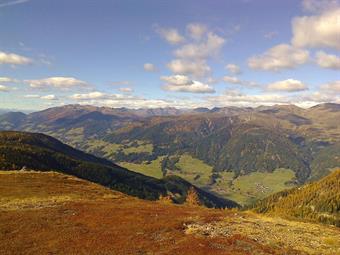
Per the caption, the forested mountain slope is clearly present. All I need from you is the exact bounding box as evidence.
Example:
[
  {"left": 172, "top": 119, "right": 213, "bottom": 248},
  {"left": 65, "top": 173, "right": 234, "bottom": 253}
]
[{"left": 251, "top": 169, "right": 340, "bottom": 226}]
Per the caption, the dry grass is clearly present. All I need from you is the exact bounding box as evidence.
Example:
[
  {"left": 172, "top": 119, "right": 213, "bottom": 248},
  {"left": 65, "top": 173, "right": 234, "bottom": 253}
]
[
  {"left": 185, "top": 212, "right": 340, "bottom": 255},
  {"left": 0, "top": 171, "right": 339, "bottom": 255}
]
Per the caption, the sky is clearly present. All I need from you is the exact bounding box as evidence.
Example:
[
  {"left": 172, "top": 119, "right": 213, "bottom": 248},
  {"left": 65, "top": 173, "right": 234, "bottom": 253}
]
[{"left": 0, "top": 0, "right": 339, "bottom": 110}]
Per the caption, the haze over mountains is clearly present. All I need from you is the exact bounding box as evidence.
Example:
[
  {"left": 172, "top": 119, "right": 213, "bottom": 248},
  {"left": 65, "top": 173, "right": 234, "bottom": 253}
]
[{"left": 1, "top": 103, "right": 339, "bottom": 205}]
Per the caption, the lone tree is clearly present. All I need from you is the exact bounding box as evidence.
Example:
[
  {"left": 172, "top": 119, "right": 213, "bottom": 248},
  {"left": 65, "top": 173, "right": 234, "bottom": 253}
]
[
  {"left": 185, "top": 187, "right": 201, "bottom": 206},
  {"left": 158, "top": 194, "right": 173, "bottom": 204}
]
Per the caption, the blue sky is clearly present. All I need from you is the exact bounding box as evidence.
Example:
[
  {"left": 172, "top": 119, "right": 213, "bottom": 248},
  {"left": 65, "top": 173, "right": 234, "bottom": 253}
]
[{"left": 0, "top": 0, "right": 339, "bottom": 110}]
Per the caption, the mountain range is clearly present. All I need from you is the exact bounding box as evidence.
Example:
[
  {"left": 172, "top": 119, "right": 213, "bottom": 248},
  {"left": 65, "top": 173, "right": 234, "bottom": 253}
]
[{"left": 0, "top": 103, "right": 339, "bottom": 204}]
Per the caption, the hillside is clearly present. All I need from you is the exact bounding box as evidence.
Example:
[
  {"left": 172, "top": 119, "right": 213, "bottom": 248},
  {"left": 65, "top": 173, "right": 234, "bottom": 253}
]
[
  {"left": 1, "top": 170, "right": 339, "bottom": 255},
  {"left": 251, "top": 169, "right": 340, "bottom": 226},
  {"left": 0, "top": 131, "right": 238, "bottom": 209}
]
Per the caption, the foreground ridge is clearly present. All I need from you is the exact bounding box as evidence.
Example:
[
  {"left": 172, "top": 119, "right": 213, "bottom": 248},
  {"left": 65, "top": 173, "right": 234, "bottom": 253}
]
[{"left": 0, "top": 170, "right": 339, "bottom": 255}]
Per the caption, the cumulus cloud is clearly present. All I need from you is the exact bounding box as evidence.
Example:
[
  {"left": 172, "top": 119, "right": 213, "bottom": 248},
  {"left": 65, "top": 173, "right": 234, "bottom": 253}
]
[
  {"left": 267, "top": 79, "right": 308, "bottom": 92},
  {"left": 143, "top": 63, "right": 157, "bottom": 72},
  {"left": 167, "top": 59, "right": 211, "bottom": 77},
  {"left": 0, "top": 51, "right": 32, "bottom": 65},
  {"left": 161, "top": 75, "right": 215, "bottom": 93},
  {"left": 174, "top": 32, "right": 225, "bottom": 59},
  {"left": 320, "top": 80, "right": 340, "bottom": 92},
  {"left": 26, "top": 77, "right": 88, "bottom": 89},
  {"left": 156, "top": 27, "right": 184, "bottom": 44},
  {"left": 248, "top": 44, "right": 309, "bottom": 71},
  {"left": 315, "top": 51, "right": 340, "bottom": 69},
  {"left": 161, "top": 24, "right": 225, "bottom": 83},
  {"left": 225, "top": 64, "right": 241, "bottom": 74},
  {"left": 119, "top": 87, "right": 134, "bottom": 93},
  {"left": 292, "top": 8, "right": 340, "bottom": 50},
  {"left": 0, "top": 85, "right": 9, "bottom": 92},
  {"left": 187, "top": 23, "right": 207, "bottom": 40},
  {"left": 41, "top": 94, "right": 58, "bottom": 100}
]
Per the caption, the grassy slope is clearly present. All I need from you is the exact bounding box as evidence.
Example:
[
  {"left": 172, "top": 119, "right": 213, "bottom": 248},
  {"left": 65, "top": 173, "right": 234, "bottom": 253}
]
[
  {"left": 170, "top": 154, "right": 213, "bottom": 187},
  {"left": 119, "top": 157, "right": 164, "bottom": 179},
  {"left": 1, "top": 171, "right": 339, "bottom": 255},
  {"left": 209, "top": 169, "right": 296, "bottom": 206}
]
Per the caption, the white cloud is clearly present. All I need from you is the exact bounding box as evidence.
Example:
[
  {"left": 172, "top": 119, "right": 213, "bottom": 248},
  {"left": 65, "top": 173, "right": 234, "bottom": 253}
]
[
  {"left": 70, "top": 91, "right": 107, "bottom": 100},
  {"left": 320, "top": 80, "right": 340, "bottom": 92},
  {"left": 41, "top": 94, "right": 58, "bottom": 100},
  {"left": 186, "top": 23, "right": 207, "bottom": 40},
  {"left": 161, "top": 75, "right": 215, "bottom": 93},
  {"left": 143, "top": 63, "right": 157, "bottom": 72},
  {"left": 0, "top": 0, "right": 29, "bottom": 8},
  {"left": 302, "top": 0, "right": 339, "bottom": 13},
  {"left": 223, "top": 76, "right": 241, "bottom": 84},
  {"left": 223, "top": 76, "right": 259, "bottom": 87},
  {"left": 156, "top": 27, "right": 184, "bottom": 44},
  {"left": 0, "top": 77, "right": 18, "bottom": 83},
  {"left": 70, "top": 90, "right": 205, "bottom": 109},
  {"left": 0, "top": 85, "right": 9, "bottom": 92},
  {"left": 225, "top": 64, "right": 241, "bottom": 74},
  {"left": 299, "top": 91, "right": 340, "bottom": 106},
  {"left": 119, "top": 87, "right": 134, "bottom": 93},
  {"left": 292, "top": 8, "right": 340, "bottom": 50},
  {"left": 0, "top": 51, "right": 32, "bottom": 65},
  {"left": 248, "top": 44, "right": 309, "bottom": 71},
  {"left": 161, "top": 75, "right": 191, "bottom": 86},
  {"left": 24, "top": 94, "right": 40, "bottom": 98},
  {"left": 315, "top": 51, "right": 340, "bottom": 69},
  {"left": 205, "top": 90, "right": 292, "bottom": 107},
  {"left": 163, "top": 24, "right": 225, "bottom": 83},
  {"left": 267, "top": 79, "right": 308, "bottom": 92},
  {"left": 204, "top": 88, "right": 339, "bottom": 108},
  {"left": 174, "top": 32, "right": 225, "bottom": 59},
  {"left": 167, "top": 59, "right": 211, "bottom": 77},
  {"left": 26, "top": 77, "right": 88, "bottom": 89}
]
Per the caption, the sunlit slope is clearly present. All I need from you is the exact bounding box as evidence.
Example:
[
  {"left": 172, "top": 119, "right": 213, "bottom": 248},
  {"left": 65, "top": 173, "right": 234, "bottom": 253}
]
[
  {"left": 0, "top": 171, "right": 339, "bottom": 255},
  {"left": 251, "top": 169, "right": 340, "bottom": 226}
]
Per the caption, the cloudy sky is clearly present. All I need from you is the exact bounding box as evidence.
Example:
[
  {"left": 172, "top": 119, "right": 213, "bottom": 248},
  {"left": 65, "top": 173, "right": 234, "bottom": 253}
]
[{"left": 0, "top": 0, "right": 339, "bottom": 110}]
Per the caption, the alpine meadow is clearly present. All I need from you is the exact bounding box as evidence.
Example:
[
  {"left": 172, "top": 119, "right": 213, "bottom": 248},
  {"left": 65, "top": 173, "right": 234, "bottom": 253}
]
[{"left": 0, "top": 0, "right": 339, "bottom": 254}]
